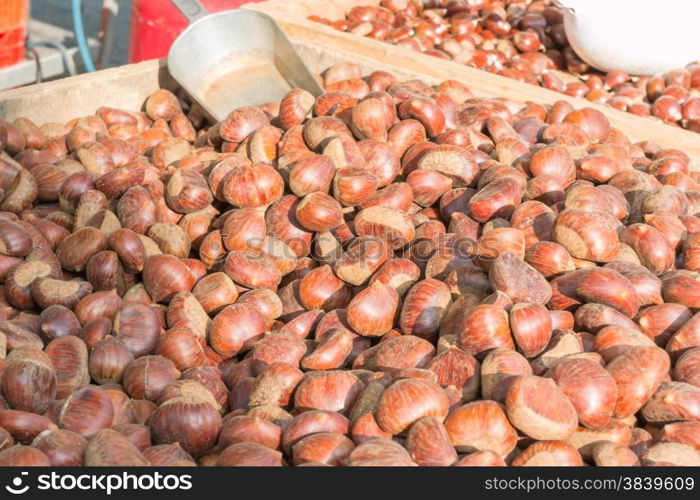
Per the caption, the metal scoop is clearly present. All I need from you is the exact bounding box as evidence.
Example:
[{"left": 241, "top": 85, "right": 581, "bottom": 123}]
[{"left": 168, "top": 0, "right": 324, "bottom": 122}]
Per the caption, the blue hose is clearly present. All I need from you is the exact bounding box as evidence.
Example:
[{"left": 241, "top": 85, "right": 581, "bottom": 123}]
[{"left": 71, "top": 0, "right": 96, "bottom": 72}]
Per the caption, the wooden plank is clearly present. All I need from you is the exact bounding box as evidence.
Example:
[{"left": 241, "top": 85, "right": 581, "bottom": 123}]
[
  {"left": 246, "top": 0, "right": 700, "bottom": 159},
  {"left": 0, "top": 60, "right": 176, "bottom": 124}
]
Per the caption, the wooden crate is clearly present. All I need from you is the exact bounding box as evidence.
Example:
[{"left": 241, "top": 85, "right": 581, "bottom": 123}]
[{"left": 244, "top": 0, "right": 700, "bottom": 160}]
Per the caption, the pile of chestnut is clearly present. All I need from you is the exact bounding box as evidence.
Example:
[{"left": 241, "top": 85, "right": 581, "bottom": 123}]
[
  {"left": 0, "top": 58, "right": 699, "bottom": 467},
  {"left": 311, "top": 0, "right": 700, "bottom": 132}
]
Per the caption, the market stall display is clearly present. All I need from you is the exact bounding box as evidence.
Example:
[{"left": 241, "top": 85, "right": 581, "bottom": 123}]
[{"left": 0, "top": 0, "right": 699, "bottom": 468}]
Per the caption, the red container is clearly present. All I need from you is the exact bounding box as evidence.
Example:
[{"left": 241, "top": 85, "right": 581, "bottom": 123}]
[
  {"left": 0, "top": 0, "right": 28, "bottom": 69},
  {"left": 129, "top": 0, "right": 264, "bottom": 63}
]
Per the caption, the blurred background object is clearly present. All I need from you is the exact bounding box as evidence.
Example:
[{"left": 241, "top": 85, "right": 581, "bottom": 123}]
[
  {"left": 0, "top": 0, "right": 123, "bottom": 89},
  {"left": 129, "top": 0, "right": 257, "bottom": 63},
  {"left": 0, "top": 0, "right": 261, "bottom": 90},
  {"left": 0, "top": 0, "right": 28, "bottom": 70}
]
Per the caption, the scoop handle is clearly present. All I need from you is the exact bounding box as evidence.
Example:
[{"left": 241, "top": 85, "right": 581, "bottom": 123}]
[{"left": 171, "top": 0, "right": 210, "bottom": 24}]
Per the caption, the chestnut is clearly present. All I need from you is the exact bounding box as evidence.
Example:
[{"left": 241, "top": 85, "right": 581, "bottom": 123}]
[
  {"left": 247, "top": 362, "right": 302, "bottom": 408},
  {"left": 0, "top": 410, "right": 56, "bottom": 443},
  {"left": 165, "top": 169, "right": 212, "bottom": 214},
  {"left": 455, "top": 450, "right": 506, "bottom": 466},
  {"left": 112, "top": 423, "right": 152, "bottom": 450},
  {"left": 209, "top": 304, "right": 265, "bottom": 357},
  {"left": 150, "top": 395, "right": 221, "bottom": 457},
  {"left": 553, "top": 209, "right": 619, "bottom": 263},
  {"left": 302, "top": 330, "right": 354, "bottom": 370},
  {"left": 659, "top": 422, "right": 700, "bottom": 452},
  {"left": 354, "top": 206, "right": 416, "bottom": 249},
  {"left": 593, "top": 325, "right": 656, "bottom": 362},
  {"left": 251, "top": 333, "right": 307, "bottom": 370},
  {"left": 113, "top": 302, "right": 162, "bottom": 357},
  {"left": 346, "top": 282, "right": 399, "bottom": 336},
  {"left": 298, "top": 264, "right": 352, "bottom": 311},
  {"left": 108, "top": 228, "right": 147, "bottom": 273},
  {"left": 145, "top": 89, "right": 181, "bottom": 121},
  {"left": 89, "top": 336, "right": 134, "bottom": 384},
  {"left": 548, "top": 358, "right": 617, "bottom": 430},
  {"left": 224, "top": 250, "right": 282, "bottom": 291},
  {"left": 621, "top": 223, "right": 674, "bottom": 275},
  {"left": 294, "top": 371, "right": 364, "bottom": 415},
  {"left": 641, "top": 443, "right": 700, "bottom": 466},
  {"left": 2, "top": 348, "right": 56, "bottom": 414},
  {"left": 375, "top": 378, "right": 448, "bottom": 435},
  {"left": 675, "top": 347, "right": 700, "bottom": 387},
  {"left": 32, "top": 278, "right": 93, "bottom": 311},
  {"left": 427, "top": 346, "right": 480, "bottom": 401},
  {"left": 222, "top": 163, "right": 284, "bottom": 208},
  {"left": 32, "top": 429, "right": 87, "bottom": 466},
  {"left": 512, "top": 441, "right": 583, "bottom": 466},
  {"left": 399, "top": 279, "right": 452, "bottom": 341},
  {"left": 279, "top": 89, "right": 315, "bottom": 131},
  {"left": 358, "top": 335, "right": 435, "bottom": 375},
  {"left": 641, "top": 381, "right": 700, "bottom": 423},
  {"left": 79, "top": 317, "right": 112, "bottom": 351},
  {"left": 0, "top": 445, "right": 51, "bottom": 466},
  {"left": 369, "top": 258, "right": 420, "bottom": 297},
  {"left": 444, "top": 400, "right": 517, "bottom": 457},
  {"left": 6, "top": 260, "right": 60, "bottom": 310},
  {"left": 45, "top": 335, "right": 90, "bottom": 398},
  {"left": 509, "top": 303, "right": 552, "bottom": 358},
  {"left": 590, "top": 441, "right": 640, "bottom": 466},
  {"left": 147, "top": 223, "right": 191, "bottom": 258},
  {"left": 606, "top": 345, "right": 670, "bottom": 419},
  {"left": 122, "top": 355, "right": 181, "bottom": 402},
  {"left": 58, "top": 385, "right": 114, "bottom": 437},
  {"left": 143, "top": 443, "right": 196, "bottom": 466},
  {"left": 292, "top": 432, "right": 355, "bottom": 466},
  {"left": 575, "top": 267, "right": 639, "bottom": 318},
  {"left": 84, "top": 428, "right": 149, "bottom": 466},
  {"left": 345, "top": 438, "right": 416, "bottom": 466},
  {"left": 295, "top": 192, "right": 344, "bottom": 233},
  {"left": 489, "top": 252, "right": 552, "bottom": 305},
  {"left": 282, "top": 410, "right": 349, "bottom": 454},
  {"left": 288, "top": 155, "right": 336, "bottom": 197},
  {"left": 404, "top": 417, "right": 457, "bottom": 466},
  {"left": 192, "top": 272, "right": 238, "bottom": 314},
  {"left": 455, "top": 304, "right": 514, "bottom": 358},
  {"left": 217, "top": 442, "right": 283, "bottom": 466},
  {"left": 0, "top": 220, "right": 31, "bottom": 257},
  {"left": 278, "top": 309, "right": 325, "bottom": 340},
  {"left": 505, "top": 375, "right": 578, "bottom": 440},
  {"left": 574, "top": 303, "right": 638, "bottom": 334},
  {"left": 469, "top": 177, "right": 523, "bottom": 223},
  {"left": 219, "top": 414, "right": 281, "bottom": 450},
  {"left": 38, "top": 305, "right": 80, "bottom": 340}
]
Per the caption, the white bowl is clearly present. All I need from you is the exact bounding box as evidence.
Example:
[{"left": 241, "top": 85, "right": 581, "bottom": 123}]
[{"left": 560, "top": 0, "right": 700, "bottom": 75}]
